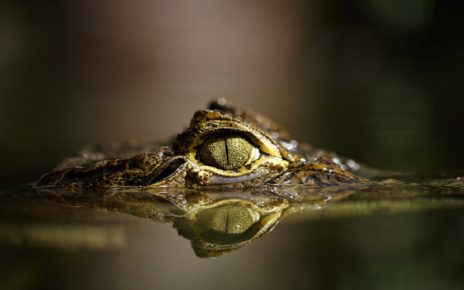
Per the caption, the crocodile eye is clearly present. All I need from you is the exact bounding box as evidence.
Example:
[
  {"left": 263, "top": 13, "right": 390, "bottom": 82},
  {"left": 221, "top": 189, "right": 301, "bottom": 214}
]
[{"left": 198, "top": 133, "right": 260, "bottom": 170}]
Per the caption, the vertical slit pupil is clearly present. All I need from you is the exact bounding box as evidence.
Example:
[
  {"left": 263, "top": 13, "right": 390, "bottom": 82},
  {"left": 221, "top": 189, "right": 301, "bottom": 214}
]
[{"left": 225, "top": 138, "right": 230, "bottom": 166}]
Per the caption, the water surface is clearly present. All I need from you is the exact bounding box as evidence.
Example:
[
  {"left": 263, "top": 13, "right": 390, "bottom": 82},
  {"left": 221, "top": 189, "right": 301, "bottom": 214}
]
[{"left": 1, "top": 173, "right": 464, "bottom": 290}]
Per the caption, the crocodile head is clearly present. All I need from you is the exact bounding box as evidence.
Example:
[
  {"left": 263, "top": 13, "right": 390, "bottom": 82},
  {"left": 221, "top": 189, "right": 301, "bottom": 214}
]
[{"left": 36, "top": 99, "right": 364, "bottom": 188}]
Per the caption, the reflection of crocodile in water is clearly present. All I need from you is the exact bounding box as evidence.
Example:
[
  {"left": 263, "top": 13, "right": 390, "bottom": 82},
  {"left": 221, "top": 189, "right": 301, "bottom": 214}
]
[
  {"left": 15, "top": 179, "right": 464, "bottom": 257},
  {"left": 36, "top": 99, "right": 371, "bottom": 188}
]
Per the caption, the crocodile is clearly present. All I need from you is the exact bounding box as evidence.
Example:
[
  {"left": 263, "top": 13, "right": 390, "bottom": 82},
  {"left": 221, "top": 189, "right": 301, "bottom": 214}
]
[
  {"left": 36, "top": 99, "right": 369, "bottom": 188},
  {"left": 26, "top": 100, "right": 464, "bottom": 257}
]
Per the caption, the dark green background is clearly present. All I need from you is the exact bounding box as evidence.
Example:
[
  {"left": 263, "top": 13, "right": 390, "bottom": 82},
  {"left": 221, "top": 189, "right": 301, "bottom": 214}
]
[{"left": 1, "top": 0, "right": 463, "bottom": 186}]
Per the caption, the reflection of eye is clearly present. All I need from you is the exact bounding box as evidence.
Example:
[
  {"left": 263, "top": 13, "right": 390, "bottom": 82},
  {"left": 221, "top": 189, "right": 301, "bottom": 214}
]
[
  {"left": 198, "top": 133, "right": 260, "bottom": 170},
  {"left": 196, "top": 204, "right": 257, "bottom": 235}
]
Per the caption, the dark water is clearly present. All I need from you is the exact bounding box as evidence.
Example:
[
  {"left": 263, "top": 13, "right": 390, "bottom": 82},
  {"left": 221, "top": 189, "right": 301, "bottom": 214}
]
[{"left": 1, "top": 174, "right": 464, "bottom": 290}]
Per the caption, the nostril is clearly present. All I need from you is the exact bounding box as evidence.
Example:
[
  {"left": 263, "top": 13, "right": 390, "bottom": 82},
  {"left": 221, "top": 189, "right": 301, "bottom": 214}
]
[{"left": 146, "top": 158, "right": 186, "bottom": 185}]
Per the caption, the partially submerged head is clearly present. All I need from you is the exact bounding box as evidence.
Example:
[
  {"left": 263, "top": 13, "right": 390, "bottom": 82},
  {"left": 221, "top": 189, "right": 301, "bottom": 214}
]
[{"left": 36, "top": 99, "right": 363, "bottom": 188}]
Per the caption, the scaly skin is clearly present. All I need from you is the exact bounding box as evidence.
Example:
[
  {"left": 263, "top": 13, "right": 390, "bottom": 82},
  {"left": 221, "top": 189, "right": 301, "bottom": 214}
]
[{"left": 36, "top": 99, "right": 365, "bottom": 188}]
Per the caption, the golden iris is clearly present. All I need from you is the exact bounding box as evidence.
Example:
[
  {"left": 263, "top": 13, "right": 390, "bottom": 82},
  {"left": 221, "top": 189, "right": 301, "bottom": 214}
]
[{"left": 198, "top": 133, "right": 258, "bottom": 170}]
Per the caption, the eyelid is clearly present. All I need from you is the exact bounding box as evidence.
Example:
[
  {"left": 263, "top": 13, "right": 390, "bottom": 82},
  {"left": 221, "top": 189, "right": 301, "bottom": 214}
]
[
  {"left": 193, "top": 156, "right": 288, "bottom": 179},
  {"left": 244, "top": 146, "right": 260, "bottom": 166},
  {"left": 207, "top": 170, "right": 265, "bottom": 184},
  {"left": 238, "top": 130, "right": 281, "bottom": 158},
  {"left": 175, "top": 111, "right": 289, "bottom": 160},
  {"left": 195, "top": 126, "right": 282, "bottom": 159}
]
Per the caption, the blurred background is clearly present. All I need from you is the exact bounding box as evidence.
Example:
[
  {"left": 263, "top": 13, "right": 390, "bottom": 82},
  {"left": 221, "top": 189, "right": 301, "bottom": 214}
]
[
  {"left": 1, "top": 0, "right": 464, "bottom": 186},
  {"left": 1, "top": 2, "right": 464, "bottom": 290}
]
